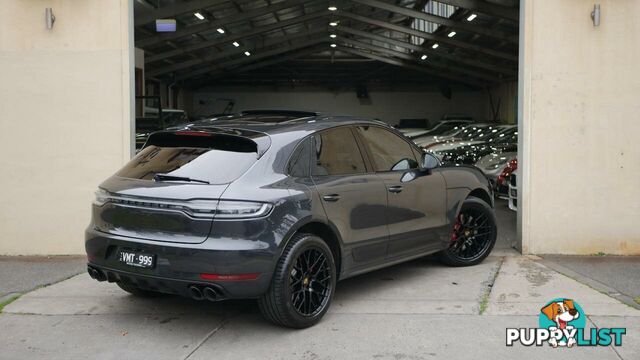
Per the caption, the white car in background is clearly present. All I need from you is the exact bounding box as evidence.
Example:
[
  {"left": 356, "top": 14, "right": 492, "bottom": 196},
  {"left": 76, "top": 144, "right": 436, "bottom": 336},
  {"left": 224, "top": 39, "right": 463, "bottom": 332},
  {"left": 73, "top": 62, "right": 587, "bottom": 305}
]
[
  {"left": 475, "top": 151, "right": 517, "bottom": 198},
  {"left": 508, "top": 169, "right": 518, "bottom": 211},
  {"left": 402, "top": 120, "right": 473, "bottom": 139}
]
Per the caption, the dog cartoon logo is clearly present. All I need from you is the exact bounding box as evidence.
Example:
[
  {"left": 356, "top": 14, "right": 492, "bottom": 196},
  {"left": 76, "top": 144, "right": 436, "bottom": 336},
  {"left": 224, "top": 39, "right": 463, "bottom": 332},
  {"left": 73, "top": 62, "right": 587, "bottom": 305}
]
[{"left": 539, "top": 298, "right": 585, "bottom": 347}]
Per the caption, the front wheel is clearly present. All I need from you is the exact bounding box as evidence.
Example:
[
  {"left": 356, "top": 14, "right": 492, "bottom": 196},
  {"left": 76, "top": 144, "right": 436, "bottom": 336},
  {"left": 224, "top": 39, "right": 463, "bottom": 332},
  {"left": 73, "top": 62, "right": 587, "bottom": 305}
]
[
  {"left": 258, "top": 233, "right": 336, "bottom": 328},
  {"left": 438, "top": 196, "right": 497, "bottom": 267}
]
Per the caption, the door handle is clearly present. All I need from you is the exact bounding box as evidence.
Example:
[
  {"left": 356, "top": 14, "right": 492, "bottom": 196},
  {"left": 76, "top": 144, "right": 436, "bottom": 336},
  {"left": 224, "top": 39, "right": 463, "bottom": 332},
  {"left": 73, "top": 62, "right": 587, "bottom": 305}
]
[
  {"left": 322, "top": 194, "right": 341, "bottom": 202},
  {"left": 388, "top": 186, "right": 403, "bottom": 193}
]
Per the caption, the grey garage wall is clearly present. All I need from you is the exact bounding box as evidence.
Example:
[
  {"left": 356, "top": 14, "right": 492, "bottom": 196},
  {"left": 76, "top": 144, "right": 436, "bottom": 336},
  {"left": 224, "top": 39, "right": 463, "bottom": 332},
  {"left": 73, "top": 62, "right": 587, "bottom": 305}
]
[{"left": 190, "top": 87, "right": 487, "bottom": 125}]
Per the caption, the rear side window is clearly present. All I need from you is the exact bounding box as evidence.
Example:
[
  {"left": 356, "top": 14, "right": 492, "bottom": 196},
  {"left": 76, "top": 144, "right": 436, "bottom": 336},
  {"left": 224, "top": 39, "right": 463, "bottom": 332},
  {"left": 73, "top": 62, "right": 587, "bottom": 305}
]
[
  {"left": 312, "top": 128, "right": 367, "bottom": 176},
  {"left": 117, "top": 132, "right": 258, "bottom": 184},
  {"left": 287, "top": 137, "right": 312, "bottom": 177},
  {"left": 356, "top": 126, "right": 419, "bottom": 172}
]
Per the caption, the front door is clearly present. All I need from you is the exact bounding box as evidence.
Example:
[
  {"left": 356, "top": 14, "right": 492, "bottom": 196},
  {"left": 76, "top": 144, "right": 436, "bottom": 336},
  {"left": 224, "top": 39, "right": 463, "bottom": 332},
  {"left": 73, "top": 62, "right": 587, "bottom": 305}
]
[
  {"left": 354, "top": 125, "right": 447, "bottom": 258},
  {"left": 311, "top": 127, "right": 389, "bottom": 267}
]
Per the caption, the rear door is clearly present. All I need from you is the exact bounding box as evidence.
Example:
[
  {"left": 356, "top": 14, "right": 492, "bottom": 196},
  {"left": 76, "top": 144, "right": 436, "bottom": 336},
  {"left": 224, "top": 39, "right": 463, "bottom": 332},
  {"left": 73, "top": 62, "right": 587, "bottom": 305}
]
[
  {"left": 354, "top": 125, "right": 447, "bottom": 258},
  {"left": 311, "top": 127, "right": 389, "bottom": 266}
]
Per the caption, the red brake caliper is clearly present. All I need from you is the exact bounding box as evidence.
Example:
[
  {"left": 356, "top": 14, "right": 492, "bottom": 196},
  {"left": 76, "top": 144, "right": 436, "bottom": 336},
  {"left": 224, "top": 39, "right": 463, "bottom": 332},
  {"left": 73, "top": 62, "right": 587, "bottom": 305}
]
[{"left": 451, "top": 215, "right": 461, "bottom": 243}]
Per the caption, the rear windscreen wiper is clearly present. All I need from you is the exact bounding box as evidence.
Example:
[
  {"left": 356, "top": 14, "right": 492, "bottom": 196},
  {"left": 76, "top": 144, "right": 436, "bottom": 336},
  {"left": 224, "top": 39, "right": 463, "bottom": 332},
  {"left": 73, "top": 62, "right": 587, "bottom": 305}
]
[{"left": 153, "top": 174, "right": 210, "bottom": 184}]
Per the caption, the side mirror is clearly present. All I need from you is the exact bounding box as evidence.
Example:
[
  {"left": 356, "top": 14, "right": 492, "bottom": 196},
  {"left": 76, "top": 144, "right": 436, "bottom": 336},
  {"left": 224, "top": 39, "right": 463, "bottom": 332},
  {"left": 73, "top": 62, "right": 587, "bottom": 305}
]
[{"left": 421, "top": 152, "right": 440, "bottom": 170}]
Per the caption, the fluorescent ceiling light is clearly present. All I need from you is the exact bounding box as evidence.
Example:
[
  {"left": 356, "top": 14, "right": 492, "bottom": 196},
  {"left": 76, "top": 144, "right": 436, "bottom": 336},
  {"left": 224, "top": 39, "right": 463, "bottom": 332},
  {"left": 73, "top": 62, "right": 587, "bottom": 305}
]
[
  {"left": 420, "top": 54, "right": 427, "bottom": 60},
  {"left": 329, "top": 21, "right": 338, "bottom": 26},
  {"left": 232, "top": 41, "right": 240, "bottom": 47},
  {"left": 330, "top": 34, "right": 337, "bottom": 38},
  {"left": 467, "top": 13, "right": 477, "bottom": 21},
  {"left": 244, "top": 51, "right": 251, "bottom": 56},
  {"left": 216, "top": 28, "right": 225, "bottom": 34},
  {"left": 432, "top": 43, "right": 439, "bottom": 49},
  {"left": 330, "top": 43, "right": 337, "bottom": 48},
  {"left": 448, "top": 31, "right": 456, "bottom": 38},
  {"left": 328, "top": 6, "right": 337, "bottom": 11},
  {"left": 194, "top": 12, "right": 205, "bottom": 20}
]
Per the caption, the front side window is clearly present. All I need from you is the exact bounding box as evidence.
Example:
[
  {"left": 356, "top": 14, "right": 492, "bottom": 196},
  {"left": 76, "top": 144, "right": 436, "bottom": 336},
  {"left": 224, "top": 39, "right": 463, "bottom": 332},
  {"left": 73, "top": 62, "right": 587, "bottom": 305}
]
[
  {"left": 312, "top": 128, "right": 367, "bottom": 176},
  {"left": 356, "top": 126, "right": 419, "bottom": 172}
]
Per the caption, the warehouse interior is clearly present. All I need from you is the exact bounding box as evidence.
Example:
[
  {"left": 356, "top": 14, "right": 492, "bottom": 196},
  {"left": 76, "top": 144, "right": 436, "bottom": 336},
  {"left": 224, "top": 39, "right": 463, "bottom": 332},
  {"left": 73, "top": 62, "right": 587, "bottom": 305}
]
[{"left": 133, "top": 0, "right": 519, "bottom": 123}]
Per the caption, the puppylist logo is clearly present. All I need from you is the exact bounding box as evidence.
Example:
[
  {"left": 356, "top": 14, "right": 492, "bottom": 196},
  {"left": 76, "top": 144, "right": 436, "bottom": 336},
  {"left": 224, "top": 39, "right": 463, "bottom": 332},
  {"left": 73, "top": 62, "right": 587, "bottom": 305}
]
[{"left": 506, "top": 298, "right": 626, "bottom": 347}]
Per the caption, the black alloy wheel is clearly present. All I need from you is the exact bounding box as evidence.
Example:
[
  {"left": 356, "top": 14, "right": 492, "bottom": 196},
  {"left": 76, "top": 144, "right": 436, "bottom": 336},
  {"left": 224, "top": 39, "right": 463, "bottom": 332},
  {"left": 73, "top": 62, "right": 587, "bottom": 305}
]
[
  {"left": 259, "top": 233, "right": 336, "bottom": 328},
  {"left": 290, "top": 247, "right": 332, "bottom": 317},
  {"left": 438, "top": 196, "right": 497, "bottom": 266}
]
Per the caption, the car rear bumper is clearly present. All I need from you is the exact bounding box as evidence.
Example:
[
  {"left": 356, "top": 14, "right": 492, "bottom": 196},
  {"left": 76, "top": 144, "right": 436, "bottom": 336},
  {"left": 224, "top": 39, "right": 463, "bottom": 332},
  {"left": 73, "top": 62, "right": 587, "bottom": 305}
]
[{"left": 85, "top": 228, "right": 276, "bottom": 299}]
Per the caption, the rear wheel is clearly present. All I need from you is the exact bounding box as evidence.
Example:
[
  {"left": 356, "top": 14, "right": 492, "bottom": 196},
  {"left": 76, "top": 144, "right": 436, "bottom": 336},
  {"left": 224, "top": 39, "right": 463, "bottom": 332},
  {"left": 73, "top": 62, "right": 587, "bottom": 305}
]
[
  {"left": 116, "top": 282, "right": 163, "bottom": 297},
  {"left": 438, "top": 196, "right": 497, "bottom": 267},
  {"left": 258, "top": 233, "right": 336, "bottom": 328}
]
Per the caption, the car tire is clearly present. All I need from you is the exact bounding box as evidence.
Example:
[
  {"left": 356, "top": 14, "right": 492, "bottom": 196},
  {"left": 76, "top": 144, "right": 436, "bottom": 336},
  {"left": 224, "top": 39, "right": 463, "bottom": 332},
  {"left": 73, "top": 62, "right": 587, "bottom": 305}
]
[
  {"left": 258, "top": 233, "right": 337, "bottom": 328},
  {"left": 437, "top": 196, "right": 497, "bottom": 267},
  {"left": 116, "top": 282, "right": 163, "bottom": 297}
]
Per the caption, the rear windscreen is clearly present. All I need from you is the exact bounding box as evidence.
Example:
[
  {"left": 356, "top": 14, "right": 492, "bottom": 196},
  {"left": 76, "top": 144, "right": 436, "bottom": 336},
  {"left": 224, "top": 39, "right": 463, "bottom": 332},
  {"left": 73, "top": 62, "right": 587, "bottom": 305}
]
[{"left": 117, "top": 133, "right": 259, "bottom": 184}]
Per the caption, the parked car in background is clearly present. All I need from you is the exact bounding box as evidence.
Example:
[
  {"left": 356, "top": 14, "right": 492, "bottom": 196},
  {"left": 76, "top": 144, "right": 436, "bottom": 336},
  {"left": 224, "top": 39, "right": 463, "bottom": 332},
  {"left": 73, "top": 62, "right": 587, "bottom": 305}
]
[
  {"left": 86, "top": 111, "right": 497, "bottom": 329},
  {"left": 427, "top": 125, "right": 513, "bottom": 157},
  {"left": 438, "top": 127, "right": 517, "bottom": 165},
  {"left": 411, "top": 123, "right": 470, "bottom": 148},
  {"left": 508, "top": 170, "right": 518, "bottom": 211},
  {"left": 475, "top": 152, "right": 518, "bottom": 196},
  {"left": 402, "top": 120, "right": 473, "bottom": 139},
  {"left": 395, "top": 118, "right": 432, "bottom": 134}
]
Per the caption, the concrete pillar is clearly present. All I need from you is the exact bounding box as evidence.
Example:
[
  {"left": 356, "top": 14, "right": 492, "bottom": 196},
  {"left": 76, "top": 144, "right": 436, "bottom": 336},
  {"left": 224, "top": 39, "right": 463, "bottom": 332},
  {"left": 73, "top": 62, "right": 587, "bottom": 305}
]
[
  {"left": 518, "top": 0, "right": 640, "bottom": 254},
  {"left": 0, "top": 1, "right": 134, "bottom": 254}
]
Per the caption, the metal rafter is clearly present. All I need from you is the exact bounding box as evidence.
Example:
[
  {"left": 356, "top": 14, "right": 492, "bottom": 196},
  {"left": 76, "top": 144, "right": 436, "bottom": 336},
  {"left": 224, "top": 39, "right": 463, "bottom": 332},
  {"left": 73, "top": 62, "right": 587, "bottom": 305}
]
[
  {"left": 135, "top": 0, "right": 230, "bottom": 26},
  {"left": 177, "top": 37, "right": 330, "bottom": 81},
  {"left": 337, "top": 10, "right": 517, "bottom": 61},
  {"left": 350, "top": 0, "right": 517, "bottom": 43},
  {"left": 435, "top": 0, "right": 519, "bottom": 22},
  {"left": 148, "top": 26, "right": 327, "bottom": 77},
  {"left": 338, "top": 47, "right": 484, "bottom": 87},
  {"left": 137, "top": 0, "right": 320, "bottom": 48},
  {"left": 146, "top": 9, "right": 331, "bottom": 64},
  {"left": 338, "top": 37, "right": 497, "bottom": 82},
  {"left": 336, "top": 26, "right": 515, "bottom": 76}
]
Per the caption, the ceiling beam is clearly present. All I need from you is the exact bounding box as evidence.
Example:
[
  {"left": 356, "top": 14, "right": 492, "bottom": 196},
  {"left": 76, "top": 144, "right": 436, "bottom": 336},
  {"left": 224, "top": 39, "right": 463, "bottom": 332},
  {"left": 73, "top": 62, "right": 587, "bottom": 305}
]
[
  {"left": 338, "top": 38, "right": 498, "bottom": 83},
  {"left": 186, "top": 46, "right": 327, "bottom": 88},
  {"left": 137, "top": 0, "right": 319, "bottom": 48},
  {"left": 337, "top": 11, "right": 517, "bottom": 62},
  {"left": 338, "top": 47, "right": 483, "bottom": 87},
  {"left": 135, "top": 0, "right": 229, "bottom": 26},
  {"left": 336, "top": 26, "right": 515, "bottom": 76},
  {"left": 148, "top": 27, "right": 327, "bottom": 77},
  {"left": 176, "top": 37, "right": 330, "bottom": 81},
  {"left": 350, "top": 0, "right": 517, "bottom": 43},
  {"left": 435, "top": 0, "right": 519, "bottom": 22},
  {"left": 146, "top": 9, "right": 331, "bottom": 64}
]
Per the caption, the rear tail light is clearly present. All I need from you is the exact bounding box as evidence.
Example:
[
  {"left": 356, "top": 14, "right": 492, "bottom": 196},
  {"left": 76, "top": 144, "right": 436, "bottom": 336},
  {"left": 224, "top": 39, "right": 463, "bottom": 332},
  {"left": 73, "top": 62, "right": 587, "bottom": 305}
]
[{"left": 92, "top": 191, "right": 272, "bottom": 219}]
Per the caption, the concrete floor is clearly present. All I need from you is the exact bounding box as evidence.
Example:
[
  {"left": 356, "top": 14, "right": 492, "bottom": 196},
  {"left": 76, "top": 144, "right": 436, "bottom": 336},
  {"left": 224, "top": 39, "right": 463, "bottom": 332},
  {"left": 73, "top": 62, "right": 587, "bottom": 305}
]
[{"left": 1, "top": 201, "right": 639, "bottom": 359}]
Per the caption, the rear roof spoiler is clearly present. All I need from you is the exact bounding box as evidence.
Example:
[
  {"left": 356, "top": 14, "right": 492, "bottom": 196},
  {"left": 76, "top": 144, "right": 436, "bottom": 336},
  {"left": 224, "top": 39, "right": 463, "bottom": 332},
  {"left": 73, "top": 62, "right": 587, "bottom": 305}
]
[{"left": 240, "top": 109, "right": 320, "bottom": 118}]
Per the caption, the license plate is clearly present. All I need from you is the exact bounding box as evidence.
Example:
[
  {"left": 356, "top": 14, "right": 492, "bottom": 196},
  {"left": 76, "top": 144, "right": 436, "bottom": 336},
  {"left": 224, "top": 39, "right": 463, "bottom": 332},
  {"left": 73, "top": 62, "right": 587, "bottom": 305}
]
[{"left": 118, "top": 250, "right": 155, "bottom": 269}]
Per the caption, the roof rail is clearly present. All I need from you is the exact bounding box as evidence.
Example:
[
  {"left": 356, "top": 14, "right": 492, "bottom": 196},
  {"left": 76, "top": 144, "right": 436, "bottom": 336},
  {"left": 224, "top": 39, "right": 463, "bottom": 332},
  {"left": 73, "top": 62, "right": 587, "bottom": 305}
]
[{"left": 240, "top": 109, "right": 319, "bottom": 118}]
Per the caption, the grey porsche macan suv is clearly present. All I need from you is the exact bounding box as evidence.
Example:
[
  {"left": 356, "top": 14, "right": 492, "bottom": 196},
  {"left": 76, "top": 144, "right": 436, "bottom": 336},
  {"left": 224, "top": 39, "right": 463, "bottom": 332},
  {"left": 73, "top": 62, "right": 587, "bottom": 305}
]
[{"left": 86, "top": 110, "right": 497, "bottom": 328}]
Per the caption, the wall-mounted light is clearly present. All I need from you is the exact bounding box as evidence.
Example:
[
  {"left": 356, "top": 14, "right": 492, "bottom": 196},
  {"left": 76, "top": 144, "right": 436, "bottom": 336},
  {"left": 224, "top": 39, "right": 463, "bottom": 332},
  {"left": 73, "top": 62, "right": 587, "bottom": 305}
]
[
  {"left": 45, "top": 8, "right": 55, "bottom": 29},
  {"left": 591, "top": 4, "right": 600, "bottom": 27}
]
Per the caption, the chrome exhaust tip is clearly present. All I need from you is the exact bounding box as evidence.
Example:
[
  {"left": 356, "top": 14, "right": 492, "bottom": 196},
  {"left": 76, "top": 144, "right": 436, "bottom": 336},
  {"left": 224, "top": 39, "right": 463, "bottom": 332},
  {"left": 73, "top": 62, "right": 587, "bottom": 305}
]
[
  {"left": 203, "top": 287, "right": 218, "bottom": 302},
  {"left": 189, "top": 286, "right": 204, "bottom": 301}
]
